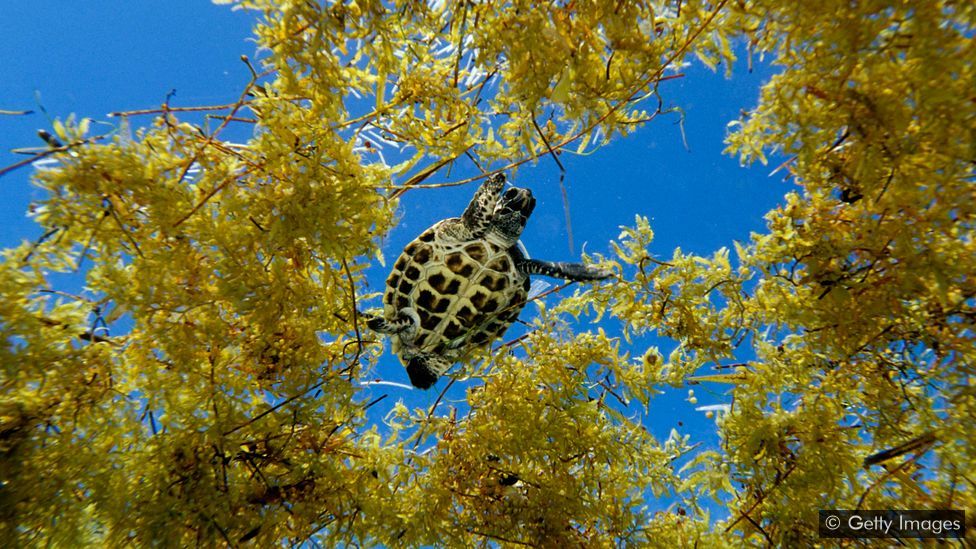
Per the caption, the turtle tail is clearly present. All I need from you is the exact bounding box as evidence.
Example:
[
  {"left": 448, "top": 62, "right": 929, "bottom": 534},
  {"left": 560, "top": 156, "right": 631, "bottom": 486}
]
[{"left": 406, "top": 354, "right": 452, "bottom": 389}]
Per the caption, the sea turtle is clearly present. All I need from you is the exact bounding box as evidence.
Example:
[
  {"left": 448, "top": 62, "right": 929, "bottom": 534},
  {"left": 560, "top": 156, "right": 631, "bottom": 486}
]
[{"left": 365, "top": 173, "right": 611, "bottom": 389}]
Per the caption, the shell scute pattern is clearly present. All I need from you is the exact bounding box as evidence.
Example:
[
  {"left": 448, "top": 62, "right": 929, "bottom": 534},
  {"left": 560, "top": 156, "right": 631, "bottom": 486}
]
[
  {"left": 368, "top": 172, "right": 611, "bottom": 389},
  {"left": 383, "top": 222, "right": 528, "bottom": 359}
]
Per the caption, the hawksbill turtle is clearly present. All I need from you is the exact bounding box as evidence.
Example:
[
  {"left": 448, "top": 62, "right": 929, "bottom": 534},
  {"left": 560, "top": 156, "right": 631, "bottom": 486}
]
[{"left": 366, "top": 173, "right": 611, "bottom": 389}]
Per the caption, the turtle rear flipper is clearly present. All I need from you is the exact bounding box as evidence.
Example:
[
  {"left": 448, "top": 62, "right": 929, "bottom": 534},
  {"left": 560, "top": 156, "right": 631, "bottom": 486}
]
[
  {"left": 518, "top": 258, "right": 612, "bottom": 282},
  {"left": 406, "top": 353, "right": 452, "bottom": 389},
  {"left": 363, "top": 308, "right": 419, "bottom": 337}
]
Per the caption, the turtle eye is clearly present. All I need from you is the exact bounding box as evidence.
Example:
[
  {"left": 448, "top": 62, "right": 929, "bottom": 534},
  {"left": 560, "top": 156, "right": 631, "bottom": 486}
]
[{"left": 503, "top": 188, "right": 520, "bottom": 200}]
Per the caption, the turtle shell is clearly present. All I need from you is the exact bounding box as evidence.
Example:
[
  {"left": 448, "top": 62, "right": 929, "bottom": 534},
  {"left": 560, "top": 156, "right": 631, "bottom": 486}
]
[{"left": 381, "top": 219, "right": 530, "bottom": 362}]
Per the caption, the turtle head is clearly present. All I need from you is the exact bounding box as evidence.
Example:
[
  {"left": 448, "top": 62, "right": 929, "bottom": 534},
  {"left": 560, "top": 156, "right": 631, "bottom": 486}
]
[
  {"left": 488, "top": 186, "right": 535, "bottom": 246},
  {"left": 460, "top": 173, "right": 506, "bottom": 238}
]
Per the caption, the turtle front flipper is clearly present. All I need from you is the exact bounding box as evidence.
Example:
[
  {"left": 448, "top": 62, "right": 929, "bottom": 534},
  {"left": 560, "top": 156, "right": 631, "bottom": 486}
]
[
  {"left": 460, "top": 173, "right": 506, "bottom": 237},
  {"left": 518, "top": 258, "right": 613, "bottom": 282},
  {"left": 405, "top": 353, "right": 453, "bottom": 389}
]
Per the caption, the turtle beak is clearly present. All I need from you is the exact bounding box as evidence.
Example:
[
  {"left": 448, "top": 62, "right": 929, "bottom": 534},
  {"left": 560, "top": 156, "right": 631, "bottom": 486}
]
[
  {"left": 500, "top": 187, "right": 535, "bottom": 218},
  {"left": 489, "top": 187, "right": 535, "bottom": 243}
]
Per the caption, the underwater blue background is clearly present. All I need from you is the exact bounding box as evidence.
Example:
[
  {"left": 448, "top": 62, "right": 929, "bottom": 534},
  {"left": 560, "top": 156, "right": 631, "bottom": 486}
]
[{"left": 2, "top": 2, "right": 786, "bottom": 515}]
